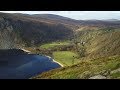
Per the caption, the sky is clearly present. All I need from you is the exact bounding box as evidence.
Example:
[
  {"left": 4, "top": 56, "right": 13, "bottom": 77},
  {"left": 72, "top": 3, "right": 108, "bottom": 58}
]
[{"left": 0, "top": 11, "right": 120, "bottom": 20}]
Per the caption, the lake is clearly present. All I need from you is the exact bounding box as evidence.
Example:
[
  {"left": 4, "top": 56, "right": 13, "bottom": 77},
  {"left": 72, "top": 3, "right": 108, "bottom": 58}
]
[{"left": 0, "top": 49, "right": 61, "bottom": 79}]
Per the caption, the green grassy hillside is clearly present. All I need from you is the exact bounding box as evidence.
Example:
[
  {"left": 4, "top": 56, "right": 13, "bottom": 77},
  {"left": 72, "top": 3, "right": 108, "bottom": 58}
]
[
  {"left": 1, "top": 12, "right": 120, "bottom": 79},
  {"left": 32, "top": 27, "right": 120, "bottom": 79},
  {"left": 33, "top": 55, "right": 120, "bottom": 79}
]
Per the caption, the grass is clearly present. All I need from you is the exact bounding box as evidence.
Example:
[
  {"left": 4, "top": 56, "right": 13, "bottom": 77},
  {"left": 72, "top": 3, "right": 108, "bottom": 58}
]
[
  {"left": 110, "top": 72, "right": 120, "bottom": 78},
  {"left": 78, "top": 29, "right": 120, "bottom": 59},
  {"left": 33, "top": 55, "right": 120, "bottom": 79},
  {"left": 53, "top": 51, "right": 80, "bottom": 66},
  {"left": 31, "top": 28, "right": 120, "bottom": 79},
  {"left": 40, "top": 41, "right": 70, "bottom": 49}
]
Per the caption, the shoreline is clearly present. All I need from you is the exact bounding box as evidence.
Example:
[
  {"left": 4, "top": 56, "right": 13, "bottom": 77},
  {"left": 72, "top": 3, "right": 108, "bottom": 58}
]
[
  {"left": 21, "top": 48, "right": 64, "bottom": 67},
  {"left": 45, "top": 55, "right": 64, "bottom": 67},
  {"left": 20, "top": 48, "right": 31, "bottom": 54}
]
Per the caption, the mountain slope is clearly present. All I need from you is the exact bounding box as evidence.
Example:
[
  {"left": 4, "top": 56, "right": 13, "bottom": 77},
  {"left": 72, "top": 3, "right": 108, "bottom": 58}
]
[
  {"left": 32, "top": 25, "right": 120, "bottom": 79},
  {"left": 33, "top": 55, "right": 120, "bottom": 79},
  {"left": 0, "top": 13, "right": 75, "bottom": 49},
  {"left": 0, "top": 12, "right": 120, "bottom": 55},
  {"left": 0, "top": 12, "right": 120, "bottom": 79},
  {"left": 74, "top": 27, "right": 120, "bottom": 59}
]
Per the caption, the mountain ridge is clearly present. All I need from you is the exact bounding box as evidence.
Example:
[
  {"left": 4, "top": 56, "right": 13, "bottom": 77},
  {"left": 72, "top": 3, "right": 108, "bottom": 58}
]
[
  {"left": 0, "top": 12, "right": 120, "bottom": 79},
  {"left": 0, "top": 12, "right": 120, "bottom": 50}
]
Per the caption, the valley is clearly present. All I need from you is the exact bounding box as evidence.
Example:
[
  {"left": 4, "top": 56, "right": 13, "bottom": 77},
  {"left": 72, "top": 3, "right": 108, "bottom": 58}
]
[{"left": 0, "top": 12, "right": 120, "bottom": 79}]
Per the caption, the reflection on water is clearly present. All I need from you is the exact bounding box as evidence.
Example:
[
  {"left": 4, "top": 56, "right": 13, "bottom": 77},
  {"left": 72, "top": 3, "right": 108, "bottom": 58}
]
[{"left": 0, "top": 49, "right": 61, "bottom": 79}]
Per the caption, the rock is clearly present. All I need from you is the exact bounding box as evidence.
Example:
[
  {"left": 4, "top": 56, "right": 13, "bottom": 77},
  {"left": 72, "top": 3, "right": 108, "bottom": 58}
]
[
  {"left": 100, "top": 70, "right": 110, "bottom": 76},
  {"left": 116, "top": 77, "right": 120, "bottom": 79},
  {"left": 110, "top": 68, "right": 120, "bottom": 74},
  {"left": 89, "top": 75, "right": 107, "bottom": 79},
  {"left": 77, "top": 71, "right": 92, "bottom": 79}
]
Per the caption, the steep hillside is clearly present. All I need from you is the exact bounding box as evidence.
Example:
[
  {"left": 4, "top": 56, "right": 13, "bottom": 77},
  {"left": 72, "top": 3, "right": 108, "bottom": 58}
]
[
  {"left": 0, "top": 12, "right": 120, "bottom": 79},
  {"left": 0, "top": 13, "right": 74, "bottom": 49},
  {"left": 33, "top": 55, "right": 120, "bottom": 79},
  {"left": 78, "top": 20, "right": 120, "bottom": 28},
  {"left": 0, "top": 12, "right": 120, "bottom": 57},
  {"left": 32, "top": 26, "right": 120, "bottom": 79},
  {"left": 74, "top": 27, "right": 120, "bottom": 59}
]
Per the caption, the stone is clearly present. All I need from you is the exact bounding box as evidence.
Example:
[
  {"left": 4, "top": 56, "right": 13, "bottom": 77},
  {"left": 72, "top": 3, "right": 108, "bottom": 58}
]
[
  {"left": 89, "top": 75, "right": 107, "bottom": 79},
  {"left": 110, "top": 68, "right": 120, "bottom": 74}
]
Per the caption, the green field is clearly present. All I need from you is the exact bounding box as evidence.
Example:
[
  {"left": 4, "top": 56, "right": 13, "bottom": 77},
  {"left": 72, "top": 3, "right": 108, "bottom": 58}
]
[
  {"left": 53, "top": 51, "right": 80, "bottom": 66},
  {"left": 40, "top": 41, "right": 70, "bottom": 49}
]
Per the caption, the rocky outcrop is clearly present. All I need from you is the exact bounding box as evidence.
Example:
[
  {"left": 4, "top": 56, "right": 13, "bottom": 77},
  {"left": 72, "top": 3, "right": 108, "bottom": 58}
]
[
  {"left": 110, "top": 68, "right": 120, "bottom": 74},
  {"left": 89, "top": 75, "right": 107, "bottom": 79}
]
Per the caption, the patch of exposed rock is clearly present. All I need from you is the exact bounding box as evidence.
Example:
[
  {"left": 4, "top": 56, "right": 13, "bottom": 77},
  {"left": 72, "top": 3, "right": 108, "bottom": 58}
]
[
  {"left": 89, "top": 75, "right": 107, "bottom": 79},
  {"left": 110, "top": 68, "right": 120, "bottom": 74}
]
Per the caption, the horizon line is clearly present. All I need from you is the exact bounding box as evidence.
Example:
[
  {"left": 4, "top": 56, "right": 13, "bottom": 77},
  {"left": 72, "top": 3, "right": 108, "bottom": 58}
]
[{"left": 0, "top": 11, "right": 120, "bottom": 21}]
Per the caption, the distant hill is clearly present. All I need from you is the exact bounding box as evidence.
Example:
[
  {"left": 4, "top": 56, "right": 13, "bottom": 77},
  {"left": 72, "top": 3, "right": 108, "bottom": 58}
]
[
  {"left": 32, "top": 14, "right": 81, "bottom": 27},
  {"left": 0, "top": 12, "right": 120, "bottom": 49},
  {"left": 104, "top": 19, "right": 120, "bottom": 21},
  {"left": 0, "top": 12, "right": 120, "bottom": 79}
]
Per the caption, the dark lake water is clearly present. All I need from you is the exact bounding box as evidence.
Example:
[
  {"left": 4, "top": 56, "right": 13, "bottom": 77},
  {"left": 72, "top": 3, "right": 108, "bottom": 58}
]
[{"left": 0, "top": 49, "right": 61, "bottom": 79}]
